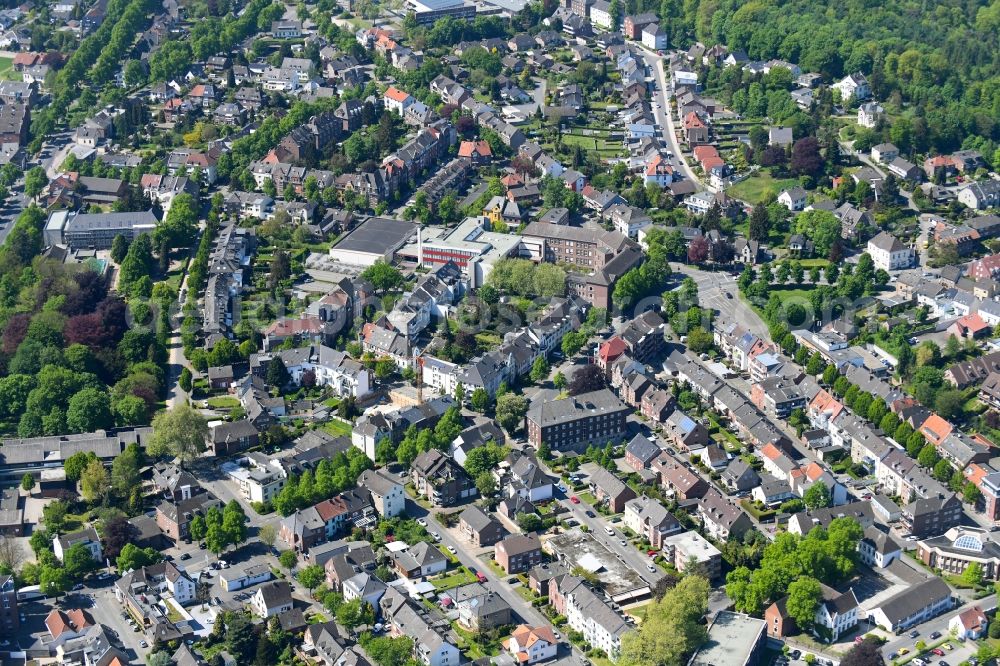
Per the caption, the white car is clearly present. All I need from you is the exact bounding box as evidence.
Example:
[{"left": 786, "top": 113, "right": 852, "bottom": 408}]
[
  {"left": 647, "top": 564, "right": 657, "bottom": 573},
  {"left": 431, "top": 531, "right": 441, "bottom": 541},
  {"left": 139, "top": 641, "right": 149, "bottom": 649},
  {"left": 604, "top": 527, "right": 615, "bottom": 536},
  {"left": 447, "top": 546, "right": 457, "bottom": 555},
  {"left": 417, "top": 518, "right": 427, "bottom": 527}
]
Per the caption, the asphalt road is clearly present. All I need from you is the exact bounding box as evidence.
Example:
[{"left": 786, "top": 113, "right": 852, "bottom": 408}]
[
  {"left": 679, "top": 264, "right": 770, "bottom": 340},
  {"left": 418, "top": 498, "right": 596, "bottom": 666},
  {"left": 554, "top": 484, "right": 664, "bottom": 587},
  {"left": 420, "top": 499, "right": 552, "bottom": 628},
  {"left": 640, "top": 50, "right": 699, "bottom": 185},
  {"left": 879, "top": 594, "right": 997, "bottom": 660}
]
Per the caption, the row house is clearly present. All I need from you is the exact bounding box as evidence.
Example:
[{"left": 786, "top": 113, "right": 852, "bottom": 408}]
[{"left": 278, "top": 490, "right": 376, "bottom": 553}]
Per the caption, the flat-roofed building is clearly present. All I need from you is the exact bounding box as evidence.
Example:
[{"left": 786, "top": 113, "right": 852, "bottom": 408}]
[
  {"left": 405, "top": 0, "right": 476, "bottom": 23},
  {"left": 44, "top": 209, "right": 158, "bottom": 249},
  {"left": 689, "top": 612, "right": 767, "bottom": 666},
  {"left": 328, "top": 217, "right": 417, "bottom": 267}
]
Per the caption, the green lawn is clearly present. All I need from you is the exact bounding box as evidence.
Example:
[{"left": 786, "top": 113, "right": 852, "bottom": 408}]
[
  {"left": 796, "top": 258, "right": 831, "bottom": 268},
  {"left": 576, "top": 491, "right": 598, "bottom": 505},
  {"left": 770, "top": 286, "right": 818, "bottom": 306},
  {"left": 0, "top": 57, "right": 16, "bottom": 81},
  {"left": 206, "top": 396, "right": 240, "bottom": 409},
  {"left": 728, "top": 171, "right": 801, "bottom": 205},
  {"left": 320, "top": 419, "right": 352, "bottom": 437},
  {"left": 432, "top": 568, "right": 478, "bottom": 591},
  {"left": 559, "top": 132, "right": 625, "bottom": 156},
  {"left": 625, "top": 602, "right": 653, "bottom": 623}
]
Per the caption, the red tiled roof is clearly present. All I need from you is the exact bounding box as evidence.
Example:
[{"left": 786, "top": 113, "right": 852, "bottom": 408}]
[
  {"left": 598, "top": 337, "right": 627, "bottom": 362},
  {"left": 384, "top": 86, "right": 411, "bottom": 103}
]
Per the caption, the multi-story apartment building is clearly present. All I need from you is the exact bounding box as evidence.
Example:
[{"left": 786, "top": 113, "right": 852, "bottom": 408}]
[
  {"left": 410, "top": 450, "right": 477, "bottom": 506},
  {"left": 495, "top": 534, "right": 543, "bottom": 574},
  {"left": 520, "top": 222, "right": 638, "bottom": 272},
  {"left": 901, "top": 492, "right": 963, "bottom": 538},
  {"left": 0, "top": 574, "right": 17, "bottom": 634},
  {"left": 526, "top": 388, "right": 630, "bottom": 451},
  {"left": 43, "top": 209, "right": 158, "bottom": 249}
]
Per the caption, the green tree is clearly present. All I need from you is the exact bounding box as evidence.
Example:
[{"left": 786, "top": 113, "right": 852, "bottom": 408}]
[
  {"left": 24, "top": 166, "right": 47, "bottom": 200},
  {"left": 360, "top": 261, "right": 405, "bottom": 294},
  {"left": 619, "top": 576, "right": 709, "bottom": 666},
  {"left": 530, "top": 356, "right": 550, "bottom": 383},
  {"left": 279, "top": 549, "right": 298, "bottom": 570},
  {"left": 80, "top": 458, "right": 110, "bottom": 503},
  {"left": 803, "top": 483, "right": 832, "bottom": 510},
  {"left": 553, "top": 372, "right": 567, "bottom": 390},
  {"left": 179, "top": 367, "right": 192, "bottom": 393},
  {"left": 110, "top": 234, "right": 130, "bottom": 263},
  {"left": 39, "top": 564, "right": 70, "bottom": 598},
  {"left": 476, "top": 471, "right": 498, "bottom": 499},
  {"left": 785, "top": 577, "right": 822, "bottom": 630},
  {"left": 148, "top": 404, "right": 209, "bottom": 468},
  {"left": 298, "top": 564, "right": 325, "bottom": 595},
  {"left": 21, "top": 473, "right": 34, "bottom": 492},
  {"left": 470, "top": 388, "right": 491, "bottom": 413},
  {"left": 266, "top": 357, "right": 291, "bottom": 388},
  {"left": 917, "top": 443, "right": 940, "bottom": 468},
  {"left": 337, "top": 598, "right": 374, "bottom": 633},
  {"left": 962, "top": 562, "right": 984, "bottom": 587},
  {"left": 67, "top": 387, "right": 113, "bottom": 433},
  {"left": 42, "top": 501, "right": 69, "bottom": 534},
  {"left": 464, "top": 442, "right": 508, "bottom": 477},
  {"left": 63, "top": 542, "right": 98, "bottom": 579},
  {"left": 495, "top": 392, "right": 529, "bottom": 434},
  {"left": 64, "top": 451, "right": 97, "bottom": 482},
  {"left": 116, "top": 543, "right": 162, "bottom": 571}
]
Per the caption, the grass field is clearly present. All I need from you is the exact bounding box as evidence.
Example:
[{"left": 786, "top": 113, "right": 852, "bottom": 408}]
[
  {"left": 728, "top": 171, "right": 801, "bottom": 204},
  {"left": 320, "top": 419, "right": 352, "bottom": 437},
  {"left": 0, "top": 57, "right": 17, "bottom": 81},
  {"left": 206, "top": 396, "right": 240, "bottom": 409},
  {"left": 432, "top": 568, "right": 478, "bottom": 591}
]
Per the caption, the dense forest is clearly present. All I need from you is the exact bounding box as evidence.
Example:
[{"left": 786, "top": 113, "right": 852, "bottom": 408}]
[{"left": 626, "top": 0, "right": 1000, "bottom": 156}]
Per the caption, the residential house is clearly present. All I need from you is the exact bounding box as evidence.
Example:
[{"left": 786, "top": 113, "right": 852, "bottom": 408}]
[
  {"left": 588, "top": 467, "right": 637, "bottom": 512},
  {"left": 460, "top": 505, "right": 505, "bottom": 547},
  {"left": 495, "top": 534, "right": 543, "bottom": 574},
  {"left": 252, "top": 581, "right": 294, "bottom": 618}
]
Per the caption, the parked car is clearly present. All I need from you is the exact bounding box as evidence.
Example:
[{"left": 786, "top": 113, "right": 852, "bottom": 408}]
[
  {"left": 585, "top": 510, "right": 596, "bottom": 518},
  {"left": 431, "top": 531, "right": 441, "bottom": 541},
  {"left": 931, "top": 650, "right": 944, "bottom": 657},
  {"left": 790, "top": 651, "right": 801, "bottom": 660},
  {"left": 446, "top": 546, "right": 457, "bottom": 555},
  {"left": 910, "top": 630, "right": 920, "bottom": 639},
  {"left": 570, "top": 496, "right": 580, "bottom": 504},
  {"left": 417, "top": 518, "right": 427, "bottom": 527},
  {"left": 929, "top": 632, "right": 942, "bottom": 640}
]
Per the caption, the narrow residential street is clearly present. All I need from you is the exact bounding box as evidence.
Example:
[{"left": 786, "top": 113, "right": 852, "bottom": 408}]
[
  {"left": 165, "top": 238, "right": 201, "bottom": 408},
  {"left": 417, "top": 499, "right": 551, "bottom": 628},
  {"left": 554, "top": 488, "right": 664, "bottom": 587},
  {"left": 640, "top": 50, "right": 700, "bottom": 185}
]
